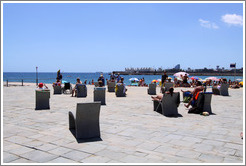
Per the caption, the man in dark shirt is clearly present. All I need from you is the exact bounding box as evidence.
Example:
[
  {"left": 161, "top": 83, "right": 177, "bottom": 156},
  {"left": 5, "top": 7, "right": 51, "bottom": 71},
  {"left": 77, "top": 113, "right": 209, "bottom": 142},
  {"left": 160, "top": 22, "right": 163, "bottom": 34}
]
[{"left": 161, "top": 71, "right": 168, "bottom": 85}]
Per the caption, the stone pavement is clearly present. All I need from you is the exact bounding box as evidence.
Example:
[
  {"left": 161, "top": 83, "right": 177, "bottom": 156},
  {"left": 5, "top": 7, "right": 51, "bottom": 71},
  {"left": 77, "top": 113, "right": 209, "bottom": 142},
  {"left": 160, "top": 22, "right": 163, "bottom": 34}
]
[{"left": 2, "top": 83, "right": 244, "bottom": 163}]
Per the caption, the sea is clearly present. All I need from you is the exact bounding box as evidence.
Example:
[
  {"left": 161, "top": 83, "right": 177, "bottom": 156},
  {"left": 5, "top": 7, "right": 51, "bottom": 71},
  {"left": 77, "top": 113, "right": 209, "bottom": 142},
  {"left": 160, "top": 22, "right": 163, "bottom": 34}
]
[{"left": 3, "top": 72, "right": 243, "bottom": 86}]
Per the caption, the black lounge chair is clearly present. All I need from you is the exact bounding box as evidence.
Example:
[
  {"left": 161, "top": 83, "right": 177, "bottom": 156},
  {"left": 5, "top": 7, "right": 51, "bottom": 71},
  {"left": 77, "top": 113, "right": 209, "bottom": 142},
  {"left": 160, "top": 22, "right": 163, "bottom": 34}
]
[
  {"left": 115, "top": 84, "right": 126, "bottom": 97},
  {"left": 94, "top": 87, "right": 106, "bottom": 105},
  {"left": 35, "top": 90, "right": 50, "bottom": 110},
  {"left": 76, "top": 84, "right": 87, "bottom": 97},
  {"left": 189, "top": 92, "right": 213, "bottom": 114},
  {"left": 69, "top": 102, "right": 101, "bottom": 139},
  {"left": 63, "top": 82, "right": 72, "bottom": 94},
  {"left": 153, "top": 92, "right": 180, "bottom": 117},
  {"left": 53, "top": 85, "right": 62, "bottom": 94},
  {"left": 212, "top": 84, "right": 229, "bottom": 96},
  {"left": 148, "top": 83, "right": 156, "bottom": 95},
  {"left": 107, "top": 81, "right": 115, "bottom": 92}
]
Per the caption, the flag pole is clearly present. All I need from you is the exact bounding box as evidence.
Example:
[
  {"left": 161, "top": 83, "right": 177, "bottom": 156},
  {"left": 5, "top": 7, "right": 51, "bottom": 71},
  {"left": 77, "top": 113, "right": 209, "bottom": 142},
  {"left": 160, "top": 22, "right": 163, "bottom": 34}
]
[
  {"left": 234, "top": 63, "right": 236, "bottom": 82},
  {"left": 36, "top": 66, "right": 38, "bottom": 86}
]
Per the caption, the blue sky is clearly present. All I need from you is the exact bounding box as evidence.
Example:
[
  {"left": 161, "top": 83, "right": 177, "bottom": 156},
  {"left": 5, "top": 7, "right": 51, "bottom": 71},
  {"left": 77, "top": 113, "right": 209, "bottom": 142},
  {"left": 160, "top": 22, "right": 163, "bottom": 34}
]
[{"left": 3, "top": 2, "right": 244, "bottom": 72}]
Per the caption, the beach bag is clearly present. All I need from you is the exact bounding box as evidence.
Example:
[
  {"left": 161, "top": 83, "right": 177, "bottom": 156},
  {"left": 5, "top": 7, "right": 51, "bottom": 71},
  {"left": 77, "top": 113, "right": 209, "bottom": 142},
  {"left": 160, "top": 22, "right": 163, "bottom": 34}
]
[{"left": 183, "top": 96, "right": 191, "bottom": 103}]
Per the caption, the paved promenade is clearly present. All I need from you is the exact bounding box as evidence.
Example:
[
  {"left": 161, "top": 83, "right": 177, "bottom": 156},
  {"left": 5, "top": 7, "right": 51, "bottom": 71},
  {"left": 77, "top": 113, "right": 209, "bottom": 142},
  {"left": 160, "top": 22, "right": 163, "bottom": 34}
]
[{"left": 2, "top": 83, "right": 244, "bottom": 163}]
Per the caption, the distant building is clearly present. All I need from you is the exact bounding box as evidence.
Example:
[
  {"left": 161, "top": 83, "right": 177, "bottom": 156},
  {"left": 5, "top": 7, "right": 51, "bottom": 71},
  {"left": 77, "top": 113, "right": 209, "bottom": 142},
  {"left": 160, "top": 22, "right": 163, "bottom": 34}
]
[
  {"left": 125, "top": 67, "right": 155, "bottom": 72},
  {"left": 174, "top": 64, "right": 180, "bottom": 70},
  {"left": 187, "top": 67, "right": 192, "bottom": 72}
]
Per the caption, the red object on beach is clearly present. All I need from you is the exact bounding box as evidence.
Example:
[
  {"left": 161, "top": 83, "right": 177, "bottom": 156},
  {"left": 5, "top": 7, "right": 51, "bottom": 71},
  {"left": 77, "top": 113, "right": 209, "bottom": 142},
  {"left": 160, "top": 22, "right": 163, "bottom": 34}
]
[
  {"left": 38, "top": 83, "right": 43, "bottom": 88},
  {"left": 190, "top": 76, "right": 200, "bottom": 80}
]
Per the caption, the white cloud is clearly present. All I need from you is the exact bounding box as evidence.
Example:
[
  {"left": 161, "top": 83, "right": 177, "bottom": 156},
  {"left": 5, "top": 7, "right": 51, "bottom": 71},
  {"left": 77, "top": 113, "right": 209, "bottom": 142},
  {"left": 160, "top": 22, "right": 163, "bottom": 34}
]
[
  {"left": 199, "top": 19, "right": 219, "bottom": 29},
  {"left": 221, "top": 14, "right": 243, "bottom": 26}
]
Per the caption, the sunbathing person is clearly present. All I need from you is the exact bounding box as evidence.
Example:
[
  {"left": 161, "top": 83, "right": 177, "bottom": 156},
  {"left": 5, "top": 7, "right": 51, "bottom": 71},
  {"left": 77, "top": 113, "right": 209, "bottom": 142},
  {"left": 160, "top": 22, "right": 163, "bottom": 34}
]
[
  {"left": 230, "top": 81, "right": 240, "bottom": 89},
  {"left": 181, "top": 81, "right": 204, "bottom": 108},
  {"left": 71, "top": 77, "right": 82, "bottom": 97},
  {"left": 151, "top": 87, "right": 174, "bottom": 101},
  {"left": 53, "top": 77, "right": 62, "bottom": 87}
]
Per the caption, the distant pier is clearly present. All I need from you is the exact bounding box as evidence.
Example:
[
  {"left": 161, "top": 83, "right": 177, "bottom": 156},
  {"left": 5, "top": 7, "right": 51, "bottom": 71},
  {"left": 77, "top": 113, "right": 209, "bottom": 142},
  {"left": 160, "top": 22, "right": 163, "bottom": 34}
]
[{"left": 112, "top": 71, "right": 243, "bottom": 76}]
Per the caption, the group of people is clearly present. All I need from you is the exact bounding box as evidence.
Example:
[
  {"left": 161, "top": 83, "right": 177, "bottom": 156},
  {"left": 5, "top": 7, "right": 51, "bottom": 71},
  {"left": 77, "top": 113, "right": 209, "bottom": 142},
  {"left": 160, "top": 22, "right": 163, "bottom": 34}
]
[
  {"left": 159, "top": 71, "right": 190, "bottom": 88},
  {"left": 109, "top": 73, "right": 127, "bottom": 94},
  {"left": 151, "top": 81, "right": 205, "bottom": 110},
  {"left": 159, "top": 71, "right": 243, "bottom": 89}
]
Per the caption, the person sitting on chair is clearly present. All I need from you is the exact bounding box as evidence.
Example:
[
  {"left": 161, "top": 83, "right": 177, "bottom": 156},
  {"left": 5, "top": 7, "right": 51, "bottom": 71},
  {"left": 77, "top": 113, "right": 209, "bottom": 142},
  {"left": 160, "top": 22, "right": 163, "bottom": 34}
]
[
  {"left": 181, "top": 81, "right": 204, "bottom": 108},
  {"left": 71, "top": 77, "right": 82, "bottom": 97},
  {"left": 151, "top": 87, "right": 174, "bottom": 101},
  {"left": 98, "top": 80, "right": 104, "bottom": 87},
  {"left": 53, "top": 77, "right": 62, "bottom": 87},
  {"left": 116, "top": 77, "right": 127, "bottom": 94},
  {"left": 98, "top": 74, "right": 105, "bottom": 86},
  {"left": 37, "top": 82, "right": 48, "bottom": 90}
]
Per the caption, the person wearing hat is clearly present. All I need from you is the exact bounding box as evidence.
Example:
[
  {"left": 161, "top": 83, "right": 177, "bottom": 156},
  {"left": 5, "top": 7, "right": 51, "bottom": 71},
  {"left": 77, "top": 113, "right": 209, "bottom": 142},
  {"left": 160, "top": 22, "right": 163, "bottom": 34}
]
[
  {"left": 37, "top": 82, "right": 48, "bottom": 90},
  {"left": 71, "top": 77, "right": 82, "bottom": 97},
  {"left": 98, "top": 74, "right": 105, "bottom": 87}
]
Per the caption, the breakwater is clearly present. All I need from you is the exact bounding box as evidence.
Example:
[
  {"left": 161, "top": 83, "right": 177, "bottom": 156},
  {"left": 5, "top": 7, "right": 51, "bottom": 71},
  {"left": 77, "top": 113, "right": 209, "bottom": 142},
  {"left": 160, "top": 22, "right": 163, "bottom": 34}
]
[{"left": 112, "top": 71, "right": 243, "bottom": 76}]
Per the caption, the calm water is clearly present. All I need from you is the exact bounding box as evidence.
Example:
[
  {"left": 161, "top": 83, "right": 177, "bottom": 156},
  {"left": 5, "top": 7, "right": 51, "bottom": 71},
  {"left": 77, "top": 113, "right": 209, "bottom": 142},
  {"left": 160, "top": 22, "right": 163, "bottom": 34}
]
[{"left": 3, "top": 72, "right": 243, "bottom": 85}]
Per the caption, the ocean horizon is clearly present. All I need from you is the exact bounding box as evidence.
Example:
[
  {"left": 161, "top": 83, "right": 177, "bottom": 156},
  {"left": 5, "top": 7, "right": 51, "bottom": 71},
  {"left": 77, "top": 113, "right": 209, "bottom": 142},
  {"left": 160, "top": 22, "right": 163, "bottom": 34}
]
[{"left": 3, "top": 72, "right": 243, "bottom": 86}]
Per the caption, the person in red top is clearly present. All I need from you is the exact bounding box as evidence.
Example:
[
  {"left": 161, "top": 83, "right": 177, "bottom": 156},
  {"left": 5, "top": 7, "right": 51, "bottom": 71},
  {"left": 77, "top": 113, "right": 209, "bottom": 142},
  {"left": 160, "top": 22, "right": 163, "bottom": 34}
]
[
  {"left": 37, "top": 82, "right": 48, "bottom": 90},
  {"left": 182, "top": 81, "right": 204, "bottom": 108}
]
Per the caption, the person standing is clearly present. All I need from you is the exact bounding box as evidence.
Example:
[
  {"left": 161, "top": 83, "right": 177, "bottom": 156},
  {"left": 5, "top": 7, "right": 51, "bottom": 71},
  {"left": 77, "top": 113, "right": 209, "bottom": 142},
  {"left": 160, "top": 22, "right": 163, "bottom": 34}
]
[
  {"left": 116, "top": 73, "right": 121, "bottom": 83},
  {"left": 161, "top": 71, "right": 168, "bottom": 92},
  {"left": 161, "top": 71, "right": 168, "bottom": 85}
]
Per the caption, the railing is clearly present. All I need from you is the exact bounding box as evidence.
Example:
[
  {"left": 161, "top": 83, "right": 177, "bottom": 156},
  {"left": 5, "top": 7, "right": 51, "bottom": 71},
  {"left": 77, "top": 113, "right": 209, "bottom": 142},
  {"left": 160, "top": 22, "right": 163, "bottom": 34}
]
[
  {"left": 5, "top": 79, "right": 24, "bottom": 87},
  {"left": 4, "top": 78, "right": 55, "bottom": 87}
]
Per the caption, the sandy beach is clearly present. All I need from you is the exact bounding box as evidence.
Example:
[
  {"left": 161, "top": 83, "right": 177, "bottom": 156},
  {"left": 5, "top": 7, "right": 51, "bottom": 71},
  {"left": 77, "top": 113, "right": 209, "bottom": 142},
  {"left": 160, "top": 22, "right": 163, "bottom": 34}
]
[{"left": 2, "top": 82, "right": 244, "bottom": 163}]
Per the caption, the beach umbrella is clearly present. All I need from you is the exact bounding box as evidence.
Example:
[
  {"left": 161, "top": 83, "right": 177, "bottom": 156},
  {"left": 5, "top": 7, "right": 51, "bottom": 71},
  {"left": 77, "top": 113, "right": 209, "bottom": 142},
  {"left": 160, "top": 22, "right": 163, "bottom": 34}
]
[
  {"left": 173, "top": 72, "right": 189, "bottom": 78},
  {"left": 157, "top": 79, "right": 161, "bottom": 82},
  {"left": 200, "top": 79, "right": 206, "bottom": 82},
  {"left": 151, "top": 79, "right": 159, "bottom": 83},
  {"left": 129, "top": 78, "right": 139, "bottom": 81},
  {"left": 205, "top": 77, "right": 219, "bottom": 81},
  {"left": 175, "top": 77, "right": 182, "bottom": 81},
  {"left": 236, "top": 78, "right": 242, "bottom": 81},
  {"left": 239, "top": 81, "right": 243, "bottom": 86}
]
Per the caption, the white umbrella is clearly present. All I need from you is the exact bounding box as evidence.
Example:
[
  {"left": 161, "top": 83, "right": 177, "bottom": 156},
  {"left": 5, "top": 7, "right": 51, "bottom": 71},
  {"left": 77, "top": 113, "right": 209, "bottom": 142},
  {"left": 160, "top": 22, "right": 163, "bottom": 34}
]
[
  {"left": 129, "top": 78, "right": 139, "bottom": 81},
  {"left": 205, "top": 77, "right": 219, "bottom": 81},
  {"left": 176, "top": 77, "right": 183, "bottom": 81},
  {"left": 173, "top": 72, "right": 189, "bottom": 78}
]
